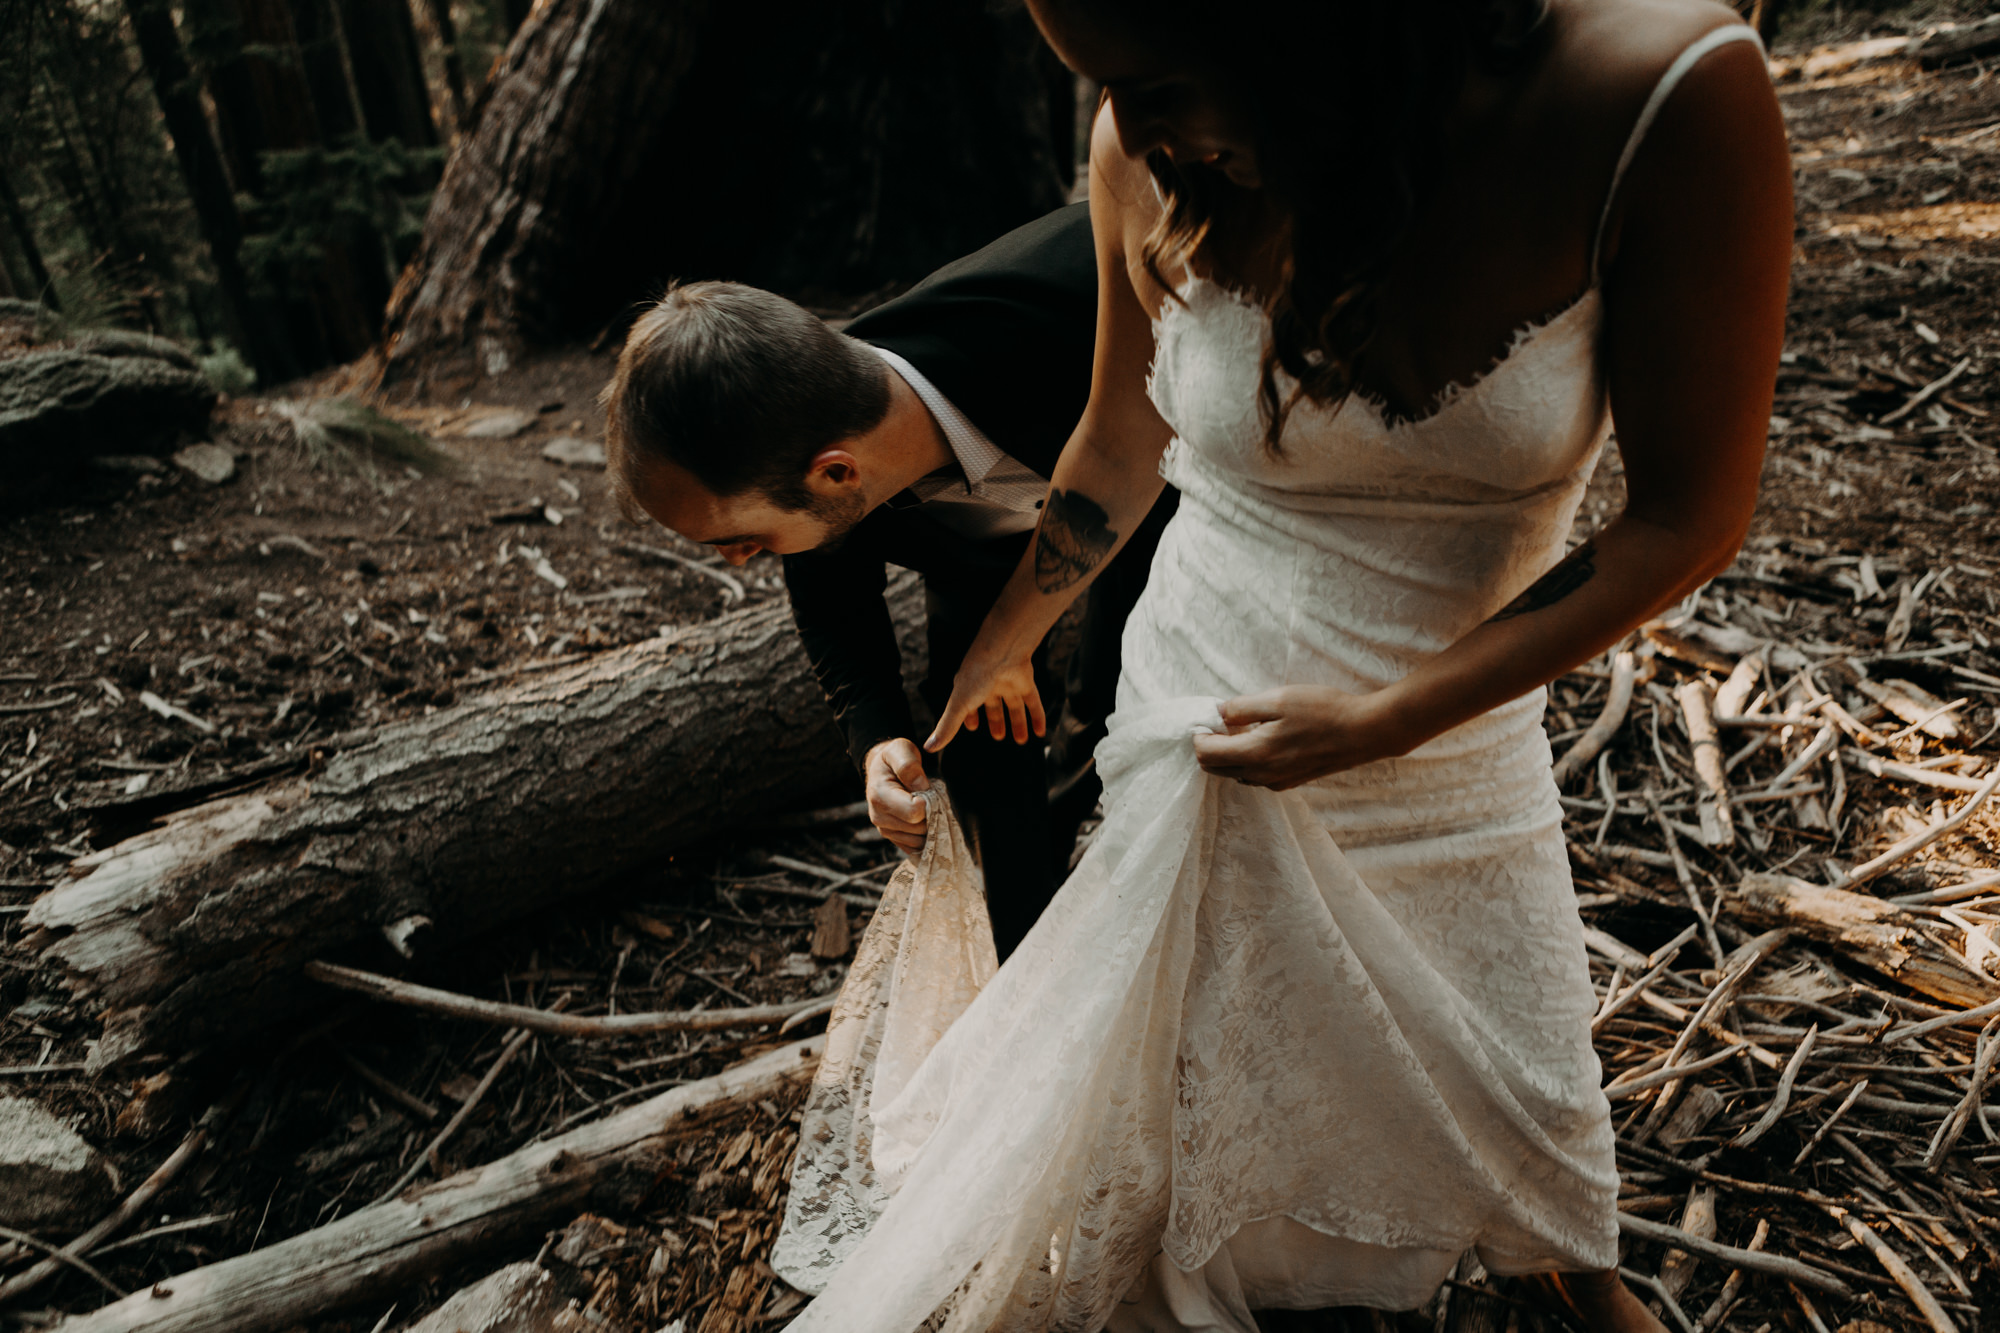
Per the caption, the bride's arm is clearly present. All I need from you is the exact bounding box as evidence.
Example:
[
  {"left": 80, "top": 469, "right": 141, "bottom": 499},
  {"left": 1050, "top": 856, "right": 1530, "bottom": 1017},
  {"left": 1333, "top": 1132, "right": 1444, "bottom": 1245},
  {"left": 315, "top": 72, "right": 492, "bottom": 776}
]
[
  {"left": 1196, "top": 39, "right": 1794, "bottom": 789},
  {"left": 923, "top": 114, "right": 1175, "bottom": 751}
]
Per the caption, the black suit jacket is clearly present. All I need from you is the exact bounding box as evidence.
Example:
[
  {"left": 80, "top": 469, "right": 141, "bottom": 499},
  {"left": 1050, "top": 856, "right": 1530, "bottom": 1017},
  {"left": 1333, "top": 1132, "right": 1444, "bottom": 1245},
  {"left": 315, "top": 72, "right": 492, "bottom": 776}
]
[{"left": 782, "top": 202, "right": 1099, "bottom": 771}]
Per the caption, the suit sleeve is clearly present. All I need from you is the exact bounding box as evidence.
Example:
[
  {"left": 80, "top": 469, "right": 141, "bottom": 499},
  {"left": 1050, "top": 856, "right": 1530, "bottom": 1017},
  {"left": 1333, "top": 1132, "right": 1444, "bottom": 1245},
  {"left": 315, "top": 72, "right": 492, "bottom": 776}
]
[{"left": 782, "top": 545, "right": 915, "bottom": 774}]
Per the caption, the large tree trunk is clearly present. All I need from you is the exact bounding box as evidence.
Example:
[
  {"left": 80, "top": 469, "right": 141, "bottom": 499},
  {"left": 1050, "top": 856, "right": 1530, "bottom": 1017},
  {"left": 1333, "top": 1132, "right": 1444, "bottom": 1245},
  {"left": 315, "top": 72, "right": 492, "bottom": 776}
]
[
  {"left": 25, "top": 580, "right": 923, "bottom": 1072},
  {"left": 378, "top": 0, "right": 1067, "bottom": 385},
  {"left": 378, "top": 0, "right": 709, "bottom": 381}
]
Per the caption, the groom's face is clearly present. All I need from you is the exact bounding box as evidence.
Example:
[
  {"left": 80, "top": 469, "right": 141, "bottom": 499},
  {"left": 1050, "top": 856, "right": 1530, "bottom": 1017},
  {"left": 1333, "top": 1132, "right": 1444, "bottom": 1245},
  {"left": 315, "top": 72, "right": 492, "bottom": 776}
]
[{"left": 633, "top": 456, "right": 868, "bottom": 566}]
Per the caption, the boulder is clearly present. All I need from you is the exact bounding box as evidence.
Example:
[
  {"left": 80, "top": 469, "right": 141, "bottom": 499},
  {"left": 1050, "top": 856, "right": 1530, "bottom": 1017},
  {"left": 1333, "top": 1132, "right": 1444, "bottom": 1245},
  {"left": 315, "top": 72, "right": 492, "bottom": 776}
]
[
  {"left": 0, "top": 348, "right": 216, "bottom": 504},
  {"left": 0, "top": 1095, "right": 118, "bottom": 1231}
]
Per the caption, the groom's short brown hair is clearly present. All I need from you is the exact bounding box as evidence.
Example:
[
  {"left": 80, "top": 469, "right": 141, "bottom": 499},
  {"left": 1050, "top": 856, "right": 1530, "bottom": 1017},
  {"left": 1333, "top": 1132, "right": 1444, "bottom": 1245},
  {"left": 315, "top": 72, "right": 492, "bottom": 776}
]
[{"left": 604, "top": 282, "right": 892, "bottom": 512}]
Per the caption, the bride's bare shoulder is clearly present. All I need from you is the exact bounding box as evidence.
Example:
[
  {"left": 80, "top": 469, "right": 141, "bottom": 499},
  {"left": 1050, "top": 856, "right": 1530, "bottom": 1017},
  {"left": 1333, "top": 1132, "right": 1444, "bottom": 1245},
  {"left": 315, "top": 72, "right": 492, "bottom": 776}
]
[
  {"left": 1084, "top": 104, "right": 1181, "bottom": 310},
  {"left": 1549, "top": 0, "right": 1762, "bottom": 108}
]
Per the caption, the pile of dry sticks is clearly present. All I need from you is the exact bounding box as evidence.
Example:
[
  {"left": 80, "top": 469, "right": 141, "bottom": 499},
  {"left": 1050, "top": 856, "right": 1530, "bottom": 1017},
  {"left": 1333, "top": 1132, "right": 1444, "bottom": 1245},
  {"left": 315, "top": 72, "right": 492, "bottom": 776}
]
[{"left": 1541, "top": 569, "right": 2000, "bottom": 1333}]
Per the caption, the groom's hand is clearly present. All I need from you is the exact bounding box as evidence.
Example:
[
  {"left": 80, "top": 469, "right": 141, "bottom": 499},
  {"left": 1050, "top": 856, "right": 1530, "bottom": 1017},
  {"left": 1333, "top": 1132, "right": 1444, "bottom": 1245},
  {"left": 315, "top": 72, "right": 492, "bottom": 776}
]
[
  {"left": 925, "top": 656, "right": 1046, "bottom": 751},
  {"left": 865, "top": 739, "right": 932, "bottom": 853}
]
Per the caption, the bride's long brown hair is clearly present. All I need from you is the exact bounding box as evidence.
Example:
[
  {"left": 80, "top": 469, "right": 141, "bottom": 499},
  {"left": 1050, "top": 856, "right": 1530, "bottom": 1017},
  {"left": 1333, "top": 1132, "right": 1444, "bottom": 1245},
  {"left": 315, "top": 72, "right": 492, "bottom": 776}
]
[{"left": 1059, "top": 0, "right": 1550, "bottom": 448}]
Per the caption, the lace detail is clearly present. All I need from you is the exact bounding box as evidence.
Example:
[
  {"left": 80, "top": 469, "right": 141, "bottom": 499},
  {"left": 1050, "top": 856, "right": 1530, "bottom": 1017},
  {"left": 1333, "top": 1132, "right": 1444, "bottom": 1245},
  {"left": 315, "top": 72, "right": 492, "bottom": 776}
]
[
  {"left": 772, "top": 786, "right": 997, "bottom": 1295},
  {"left": 1156, "top": 273, "right": 1601, "bottom": 434}
]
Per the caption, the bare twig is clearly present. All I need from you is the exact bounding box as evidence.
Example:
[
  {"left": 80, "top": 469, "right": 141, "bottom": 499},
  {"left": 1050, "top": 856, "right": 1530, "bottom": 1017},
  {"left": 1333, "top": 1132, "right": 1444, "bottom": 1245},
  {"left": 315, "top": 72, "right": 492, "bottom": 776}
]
[
  {"left": 1923, "top": 1013, "right": 2000, "bottom": 1170},
  {"left": 1794, "top": 1079, "right": 1870, "bottom": 1169},
  {"left": 1615, "top": 1213, "right": 1850, "bottom": 1296},
  {"left": 1828, "top": 767, "right": 2000, "bottom": 891},
  {"left": 334, "top": 1048, "right": 441, "bottom": 1123},
  {"left": 1694, "top": 1218, "right": 1769, "bottom": 1333},
  {"left": 1880, "top": 355, "right": 1972, "bottom": 424},
  {"left": 1730, "top": 1023, "right": 1818, "bottom": 1149},
  {"left": 375, "top": 1000, "right": 568, "bottom": 1204},
  {"left": 1554, "top": 650, "right": 1638, "bottom": 785},
  {"left": 1646, "top": 789, "right": 1724, "bottom": 966},
  {"left": 0, "top": 1225, "right": 125, "bottom": 1297},
  {"left": 1843, "top": 748, "right": 1990, "bottom": 794},
  {"left": 305, "top": 961, "right": 827, "bottom": 1035},
  {"left": 1822, "top": 1204, "right": 1961, "bottom": 1333},
  {"left": 617, "top": 541, "right": 746, "bottom": 603}
]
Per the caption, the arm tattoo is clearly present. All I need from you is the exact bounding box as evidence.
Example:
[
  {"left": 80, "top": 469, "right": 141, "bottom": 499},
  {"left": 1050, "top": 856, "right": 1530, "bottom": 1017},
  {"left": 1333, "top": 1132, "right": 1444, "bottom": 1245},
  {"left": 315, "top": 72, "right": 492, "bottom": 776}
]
[
  {"left": 1487, "top": 539, "right": 1598, "bottom": 623},
  {"left": 1034, "top": 488, "right": 1120, "bottom": 594}
]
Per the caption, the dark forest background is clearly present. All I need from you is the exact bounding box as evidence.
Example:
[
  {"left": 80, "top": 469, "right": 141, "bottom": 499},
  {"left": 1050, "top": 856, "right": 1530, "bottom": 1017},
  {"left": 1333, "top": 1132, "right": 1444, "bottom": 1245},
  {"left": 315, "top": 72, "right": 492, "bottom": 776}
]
[{"left": 0, "top": 0, "right": 1912, "bottom": 396}]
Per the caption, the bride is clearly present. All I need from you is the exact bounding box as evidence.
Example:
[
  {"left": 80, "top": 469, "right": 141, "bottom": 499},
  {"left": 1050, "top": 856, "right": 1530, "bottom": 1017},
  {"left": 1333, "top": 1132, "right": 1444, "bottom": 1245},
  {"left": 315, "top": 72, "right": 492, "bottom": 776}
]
[{"left": 773, "top": 0, "right": 1792, "bottom": 1329}]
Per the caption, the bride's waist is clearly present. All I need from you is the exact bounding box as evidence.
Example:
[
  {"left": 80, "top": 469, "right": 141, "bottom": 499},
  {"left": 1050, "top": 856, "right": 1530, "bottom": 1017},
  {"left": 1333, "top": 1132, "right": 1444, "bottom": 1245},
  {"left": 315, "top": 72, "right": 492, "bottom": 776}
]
[{"left": 1159, "top": 439, "right": 1585, "bottom": 529}]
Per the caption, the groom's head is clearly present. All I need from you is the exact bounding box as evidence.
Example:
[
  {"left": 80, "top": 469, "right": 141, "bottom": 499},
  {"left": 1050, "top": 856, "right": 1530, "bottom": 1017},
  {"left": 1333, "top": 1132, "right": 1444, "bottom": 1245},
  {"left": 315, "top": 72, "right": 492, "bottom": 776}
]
[{"left": 604, "top": 282, "right": 894, "bottom": 564}]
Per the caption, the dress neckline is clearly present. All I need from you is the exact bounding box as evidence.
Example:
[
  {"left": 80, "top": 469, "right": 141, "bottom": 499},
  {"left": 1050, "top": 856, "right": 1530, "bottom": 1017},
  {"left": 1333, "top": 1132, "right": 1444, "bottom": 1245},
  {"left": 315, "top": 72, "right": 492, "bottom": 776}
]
[{"left": 1161, "top": 274, "right": 1602, "bottom": 435}]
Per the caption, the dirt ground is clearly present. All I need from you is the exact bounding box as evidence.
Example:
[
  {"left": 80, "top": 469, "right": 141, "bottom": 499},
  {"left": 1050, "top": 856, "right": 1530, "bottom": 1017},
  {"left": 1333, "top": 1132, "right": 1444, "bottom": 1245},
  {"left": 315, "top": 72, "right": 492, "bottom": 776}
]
[{"left": 7, "top": 16, "right": 2000, "bottom": 1333}]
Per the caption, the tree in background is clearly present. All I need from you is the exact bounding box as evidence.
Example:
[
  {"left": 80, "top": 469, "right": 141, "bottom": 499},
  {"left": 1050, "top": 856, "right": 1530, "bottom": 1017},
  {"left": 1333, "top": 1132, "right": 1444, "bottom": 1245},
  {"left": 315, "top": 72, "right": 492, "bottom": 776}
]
[
  {"left": 7, "top": 0, "right": 1076, "bottom": 387},
  {"left": 0, "top": 0, "right": 479, "bottom": 382},
  {"left": 380, "top": 0, "right": 1075, "bottom": 385},
  {"left": 0, "top": 0, "right": 209, "bottom": 329}
]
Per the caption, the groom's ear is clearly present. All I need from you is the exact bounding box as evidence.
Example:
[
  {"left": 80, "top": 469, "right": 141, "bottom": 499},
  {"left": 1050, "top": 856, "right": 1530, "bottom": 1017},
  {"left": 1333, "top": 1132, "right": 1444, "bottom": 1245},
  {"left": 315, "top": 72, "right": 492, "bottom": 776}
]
[{"left": 805, "top": 447, "right": 864, "bottom": 491}]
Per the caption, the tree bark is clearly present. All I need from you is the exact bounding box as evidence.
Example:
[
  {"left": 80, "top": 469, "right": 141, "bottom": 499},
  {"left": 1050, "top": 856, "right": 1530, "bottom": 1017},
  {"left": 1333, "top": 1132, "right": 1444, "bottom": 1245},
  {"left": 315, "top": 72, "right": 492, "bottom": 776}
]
[
  {"left": 412, "top": 0, "right": 472, "bottom": 133},
  {"left": 47, "top": 1037, "right": 823, "bottom": 1333},
  {"left": 379, "top": 0, "right": 710, "bottom": 382},
  {"left": 26, "top": 579, "right": 922, "bottom": 1072},
  {"left": 122, "top": 0, "right": 261, "bottom": 361},
  {"left": 378, "top": 0, "right": 1066, "bottom": 385},
  {"left": 336, "top": 0, "right": 440, "bottom": 151},
  {"left": 0, "top": 164, "right": 58, "bottom": 309}
]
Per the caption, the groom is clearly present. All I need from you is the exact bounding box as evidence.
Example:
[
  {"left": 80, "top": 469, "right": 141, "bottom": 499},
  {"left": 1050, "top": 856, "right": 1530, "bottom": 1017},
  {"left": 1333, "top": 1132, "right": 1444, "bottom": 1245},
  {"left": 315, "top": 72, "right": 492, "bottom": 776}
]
[{"left": 603, "top": 202, "right": 1175, "bottom": 960}]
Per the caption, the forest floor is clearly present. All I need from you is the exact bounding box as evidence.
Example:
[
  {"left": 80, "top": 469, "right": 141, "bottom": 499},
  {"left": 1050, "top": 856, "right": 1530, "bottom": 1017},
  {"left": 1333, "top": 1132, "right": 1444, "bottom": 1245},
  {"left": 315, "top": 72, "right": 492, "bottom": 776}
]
[{"left": 8, "top": 17, "right": 2000, "bottom": 1333}]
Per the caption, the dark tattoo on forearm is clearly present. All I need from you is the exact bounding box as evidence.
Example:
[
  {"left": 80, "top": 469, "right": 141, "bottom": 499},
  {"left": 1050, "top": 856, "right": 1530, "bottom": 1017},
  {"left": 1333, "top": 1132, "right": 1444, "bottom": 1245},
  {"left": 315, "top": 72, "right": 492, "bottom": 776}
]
[
  {"left": 1487, "top": 539, "right": 1599, "bottom": 622},
  {"left": 1034, "top": 488, "right": 1120, "bottom": 594}
]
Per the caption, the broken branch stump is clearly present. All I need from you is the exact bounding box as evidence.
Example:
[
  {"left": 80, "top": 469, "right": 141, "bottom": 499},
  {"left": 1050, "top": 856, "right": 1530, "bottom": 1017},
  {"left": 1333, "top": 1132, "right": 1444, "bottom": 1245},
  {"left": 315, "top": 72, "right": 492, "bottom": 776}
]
[{"left": 1727, "top": 873, "right": 2000, "bottom": 1010}]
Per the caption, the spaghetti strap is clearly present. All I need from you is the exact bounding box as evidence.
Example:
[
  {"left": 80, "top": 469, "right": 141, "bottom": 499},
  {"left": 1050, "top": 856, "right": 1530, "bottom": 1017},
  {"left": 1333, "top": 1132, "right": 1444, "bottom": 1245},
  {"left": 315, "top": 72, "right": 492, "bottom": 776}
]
[{"left": 1590, "top": 23, "right": 1764, "bottom": 284}]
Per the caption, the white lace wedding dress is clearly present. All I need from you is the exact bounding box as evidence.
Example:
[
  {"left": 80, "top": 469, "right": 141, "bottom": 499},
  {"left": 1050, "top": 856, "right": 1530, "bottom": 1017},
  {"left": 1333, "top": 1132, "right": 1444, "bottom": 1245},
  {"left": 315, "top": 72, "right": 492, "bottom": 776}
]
[{"left": 771, "top": 25, "right": 1759, "bottom": 1333}]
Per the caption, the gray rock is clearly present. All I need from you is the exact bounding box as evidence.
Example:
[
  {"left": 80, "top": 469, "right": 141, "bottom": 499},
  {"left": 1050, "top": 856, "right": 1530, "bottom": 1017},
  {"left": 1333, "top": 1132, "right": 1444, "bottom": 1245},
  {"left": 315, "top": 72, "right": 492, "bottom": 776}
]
[
  {"left": 172, "top": 441, "right": 236, "bottom": 484},
  {"left": 460, "top": 409, "right": 534, "bottom": 440},
  {"left": 0, "top": 1096, "right": 117, "bottom": 1231},
  {"left": 398, "top": 1261, "right": 612, "bottom": 1333},
  {"left": 65, "top": 329, "right": 199, "bottom": 372},
  {"left": 0, "top": 349, "right": 216, "bottom": 504},
  {"left": 540, "top": 436, "right": 605, "bottom": 470}
]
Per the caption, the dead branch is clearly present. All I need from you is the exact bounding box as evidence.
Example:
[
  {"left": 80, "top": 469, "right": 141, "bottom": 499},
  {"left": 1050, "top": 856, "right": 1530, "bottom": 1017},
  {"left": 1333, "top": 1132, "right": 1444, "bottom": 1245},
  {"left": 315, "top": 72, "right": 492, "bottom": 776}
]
[
  {"left": 1614, "top": 1213, "right": 1850, "bottom": 1297},
  {"left": 46, "top": 1038, "right": 823, "bottom": 1333},
  {"left": 304, "top": 962, "right": 829, "bottom": 1037}
]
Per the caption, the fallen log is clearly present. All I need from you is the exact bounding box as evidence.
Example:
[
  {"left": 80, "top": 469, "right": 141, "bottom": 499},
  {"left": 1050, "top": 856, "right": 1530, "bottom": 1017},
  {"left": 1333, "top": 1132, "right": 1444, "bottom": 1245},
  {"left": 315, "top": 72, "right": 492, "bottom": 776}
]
[
  {"left": 48, "top": 1037, "right": 823, "bottom": 1333},
  {"left": 25, "top": 580, "right": 922, "bottom": 1071},
  {"left": 1726, "top": 874, "right": 2000, "bottom": 1010}
]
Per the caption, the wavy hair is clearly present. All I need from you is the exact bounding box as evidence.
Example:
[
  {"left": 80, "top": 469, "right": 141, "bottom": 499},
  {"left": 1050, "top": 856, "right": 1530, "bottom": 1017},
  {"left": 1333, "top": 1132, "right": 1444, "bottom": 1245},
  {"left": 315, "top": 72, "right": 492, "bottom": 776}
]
[{"left": 1066, "top": 0, "right": 1551, "bottom": 448}]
